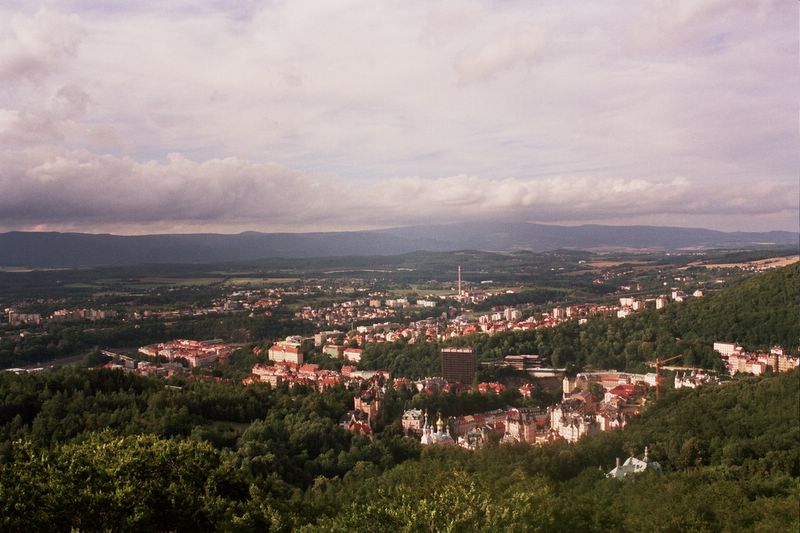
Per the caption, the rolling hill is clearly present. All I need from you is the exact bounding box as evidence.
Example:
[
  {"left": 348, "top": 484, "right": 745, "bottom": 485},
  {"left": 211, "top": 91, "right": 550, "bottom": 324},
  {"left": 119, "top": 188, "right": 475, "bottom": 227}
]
[{"left": 0, "top": 222, "right": 796, "bottom": 267}]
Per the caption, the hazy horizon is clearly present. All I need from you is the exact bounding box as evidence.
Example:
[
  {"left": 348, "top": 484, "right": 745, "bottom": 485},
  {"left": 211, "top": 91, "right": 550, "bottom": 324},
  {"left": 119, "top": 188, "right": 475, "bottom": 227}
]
[
  {"left": 1, "top": 220, "right": 798, "bottom": 239},
  {"left": 1, "top": 1, "right": 797, "bottom": 234}
]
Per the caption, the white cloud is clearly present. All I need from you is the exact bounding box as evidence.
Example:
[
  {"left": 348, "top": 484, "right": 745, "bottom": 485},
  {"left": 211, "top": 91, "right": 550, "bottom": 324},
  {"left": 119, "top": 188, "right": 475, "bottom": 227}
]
[
  {"left": 631, "top": 0, "right": 778, "bottom": 50},
  {"left": 0, "top": 9, "right": 84, "bottom": 81},
  {"left": 0, "top": 146, "right": 795, "bottom": 233},
  {"left": 454, "top": 25, "right": 545, "bottom": 85},
  {"left": 0, "top": 1, "right": 795, "bottom": 233}
]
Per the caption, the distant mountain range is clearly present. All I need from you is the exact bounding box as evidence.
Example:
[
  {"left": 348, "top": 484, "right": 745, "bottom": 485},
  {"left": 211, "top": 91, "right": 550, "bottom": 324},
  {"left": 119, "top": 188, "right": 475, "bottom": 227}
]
[{"left": 0, "top": 223, "right": 797, "bottom": 267}]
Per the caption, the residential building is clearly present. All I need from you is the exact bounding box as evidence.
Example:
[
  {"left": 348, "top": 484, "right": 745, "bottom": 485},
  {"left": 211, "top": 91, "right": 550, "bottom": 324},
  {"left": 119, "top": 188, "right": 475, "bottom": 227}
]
[
  {"left": 268, "top": 341, "right": 303, "bottom": 365},
  {"left": 6, "top": 310, "right": 41, "bottom": 326},
  {"left": 503, "top": 408, "right": 547, "bottom": 444},
  {"left": 402, "top": 408, "right": 425, "bottom": 435},
  {"left": 138, "top": 339, "right": 230, "bottom": 368},
  {"left": 777, "top": 353, "right": 800, "bottom": 372},
  {"left": 314, "top": 330, "right": 342, "bottom": 346},
  {"left": 449, "top": 409, "right": 507, "bottom": 438},
  {"left": 674, "top": 370, "right": 721, "bottom": 389},
  {"left": 440, "top": 347, "right": 476, "bottom": 384},
  {"left": 550, "top": 399, "right": 600, "bottom": 443},
  {"left": 353, "top": 388, "right": 382, "bottom": 424},
  {"left": 343, "top": 347, "right": 363, "bottom": 362},
  {"left": 322, "top": 344, "right": 344, "bottom": 358},
  {"left": 713, "top": 341, "right": 741, "bottom": 357},
  {"left": 477, "top": 382, "right": 505, "bottom": 394}
]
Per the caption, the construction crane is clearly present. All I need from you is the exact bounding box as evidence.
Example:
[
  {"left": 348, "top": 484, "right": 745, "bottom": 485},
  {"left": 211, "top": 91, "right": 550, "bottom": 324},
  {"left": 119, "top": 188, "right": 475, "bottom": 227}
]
[{"left": 651, "top": 354, "right": 684, "bottom": 400}]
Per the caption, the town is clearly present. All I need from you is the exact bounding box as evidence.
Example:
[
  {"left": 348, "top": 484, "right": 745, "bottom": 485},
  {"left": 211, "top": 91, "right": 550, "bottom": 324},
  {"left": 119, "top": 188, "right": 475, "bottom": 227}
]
[
  {"left": 3, "top": 251, "right": 798, "bottom": 455},
  {"left": 69, "top": 334, "right": 795, "bottom": 454}
]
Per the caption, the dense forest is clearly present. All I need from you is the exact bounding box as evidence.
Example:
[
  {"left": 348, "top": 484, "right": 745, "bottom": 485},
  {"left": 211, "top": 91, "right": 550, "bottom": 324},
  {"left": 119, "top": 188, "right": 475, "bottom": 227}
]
[{"left": 0, "top": 367, "right": 796, "bottom": 531}]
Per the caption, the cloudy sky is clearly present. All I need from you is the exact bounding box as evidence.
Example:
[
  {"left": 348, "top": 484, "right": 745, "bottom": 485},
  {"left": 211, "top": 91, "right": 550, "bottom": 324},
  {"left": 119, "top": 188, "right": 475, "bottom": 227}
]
[{"left": 0, "top": 0, "right": 797, "bottom": 234}]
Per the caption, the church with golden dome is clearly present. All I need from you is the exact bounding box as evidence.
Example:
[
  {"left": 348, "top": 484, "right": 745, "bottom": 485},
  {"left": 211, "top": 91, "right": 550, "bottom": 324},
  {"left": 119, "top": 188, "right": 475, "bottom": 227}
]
[{"left": 419, "top": 411, "right": 454, "bottom": 445}]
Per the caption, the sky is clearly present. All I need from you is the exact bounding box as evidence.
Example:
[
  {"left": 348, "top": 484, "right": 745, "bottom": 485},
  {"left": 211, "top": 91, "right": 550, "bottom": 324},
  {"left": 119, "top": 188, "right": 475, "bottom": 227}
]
[{"left": 0, "top": 0, "right": 797, "bottom": 234}]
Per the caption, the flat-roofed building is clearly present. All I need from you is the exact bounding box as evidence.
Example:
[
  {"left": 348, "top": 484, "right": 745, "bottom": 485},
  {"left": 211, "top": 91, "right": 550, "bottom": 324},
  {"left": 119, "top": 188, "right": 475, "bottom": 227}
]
[
  {"left": 713, "top": 341, "right": 741, "bottom": 357},
  {"left": 441, "top": 347, "right": 476, "bottom": 384},
  {"left": 323, "top": 344, "right": 344, "bottom": 358},
  {"left": 343, "top": 347, "right": 363, "bottom": 362},
  {"left": 504, "top": 354, "right": 545, "bottom": 372}
]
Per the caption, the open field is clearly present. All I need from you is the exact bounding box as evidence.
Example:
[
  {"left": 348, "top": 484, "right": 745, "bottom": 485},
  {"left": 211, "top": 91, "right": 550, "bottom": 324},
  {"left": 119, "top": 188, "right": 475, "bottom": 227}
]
[
  {"left": 0, "top": 267, "right": 75, "bottom": 272},
  {"left": 388, "top": 285, "right": 454, "bottom": 297},
  {"left": 690, "top": 255, "right": 799, "bottom": 270},
  {"left": 63, "top": 283, "right": 101, "bottom": 289},
  {"left": 322, "top": 269, "right": 393, "bottom": 274},
  {"left": 558, "top": 269, "right": 596, "bottom": 277},
  {"left": 224, "top": 277, "right": 302, "bottom": 286},
  {"left": 93, "top": 277, "right": 224, "bottom": 288},
  {"left": 586, "top": 260, "right": 654, "bottom": 267},
  {"left": 139, "top": 277, "right": 222, "bottom": 286}
]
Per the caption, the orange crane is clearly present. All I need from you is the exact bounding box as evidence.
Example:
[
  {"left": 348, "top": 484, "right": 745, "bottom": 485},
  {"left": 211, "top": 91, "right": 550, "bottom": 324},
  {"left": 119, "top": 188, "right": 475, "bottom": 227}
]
[{"left": 651, "top": 354, "right": 684, "bottom": 400}]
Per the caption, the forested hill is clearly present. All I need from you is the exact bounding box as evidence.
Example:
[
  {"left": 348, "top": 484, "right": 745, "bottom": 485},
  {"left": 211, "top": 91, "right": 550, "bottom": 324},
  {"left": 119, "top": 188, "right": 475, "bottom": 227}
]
[
  {"left": 1, "top": 223, "right": 797, "bottom": 267},
  {"left": 659, "top": 263, "right": 799, "bottom": 351},
  {"left": 0, "top": 367, "right": 796, "bottom": 531},
  {"left": 313, "top": 370, "right": 800, "bottom": 532}
]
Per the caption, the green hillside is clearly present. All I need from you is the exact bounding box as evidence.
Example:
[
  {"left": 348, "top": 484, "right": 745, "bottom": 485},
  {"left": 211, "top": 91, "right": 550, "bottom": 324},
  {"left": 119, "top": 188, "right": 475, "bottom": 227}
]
[
  {"left": 312, "top": 370, "right": 800, "bottom": 532},
  {"left": 436, "top": 263, "right": 800, "bottom": 373},
  {"left": 0, "top": 369, "right": 796, "bottom": 531}
]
